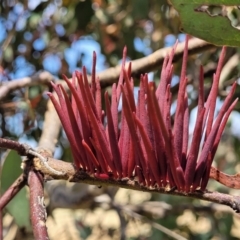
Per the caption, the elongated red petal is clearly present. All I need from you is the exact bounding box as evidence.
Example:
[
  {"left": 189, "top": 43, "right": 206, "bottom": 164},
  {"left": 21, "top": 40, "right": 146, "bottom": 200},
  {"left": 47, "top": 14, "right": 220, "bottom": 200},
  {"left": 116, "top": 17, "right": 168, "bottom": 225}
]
[
  {"left": 111, "top": 83, "right": 118, "bottom": 137},
  {"left": 121, "top": 85, "right": 148, "bottom": 184},
  {"left": 149, "top": 84, "right": 185, "bottom": 188},
  {"left": 193, "top": 82, "right": 237, "bottom": 190},
  {"left": 118, "top": 111, "right": 129, "bottom": 177},
  {"left": 134, "top": 113, "right": 162, "bottom": 186},
  {"left": 185, "top": 108, "right": 205, "bottom": 191},
  {"left": 181, "top": 93, "right": 189, "bottom": 170},
  {"left": 62, "top": 74, "right": 91, "bottom": 146},
  {"left": 200, "top": 97, "right": 238, "bottom": 190},
  {"left": 147, "top": 83, "right": 167, "bottom": 185},
  {"left": 91, "top": 51, "right": 96, "bottom": 99},
  {"left": 105, "top": 92, "right": 122, "bottom": 177},
  {"left": 116, "top": 46, "right": 127, "bottom": 103},
  {"left": 48, "top": 41, "right": 237, "bottom": 193},
  {"left": 205, "top": 47, "right": 226, "bottom": 140},
  {"left": 47, "top": 91, "right": 82, "bottom": 168},
  {"left": 96, "top": 77, "right": 102, "bottom": 121},
  {"left": 173, "top": 36, "right": 189, "bottom": 163}
]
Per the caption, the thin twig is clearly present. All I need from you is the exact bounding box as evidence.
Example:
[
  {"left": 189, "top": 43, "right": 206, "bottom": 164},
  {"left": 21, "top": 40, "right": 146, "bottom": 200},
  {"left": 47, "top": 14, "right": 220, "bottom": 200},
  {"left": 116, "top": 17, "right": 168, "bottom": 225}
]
[
  {"left": 114, "top": 205, "right": 127, "bottom": 240},
  {"left": 0, "top": 174, "right": 27, "bottom": 210},
  {"left": 117, "top": 204, "right": 187, "bottom": 240},
  {"left": 28, "top": 169, "right": 49, "bottom": 240},
  {"left": 0, "top": 71, "right": 55, "bottom": 100}
]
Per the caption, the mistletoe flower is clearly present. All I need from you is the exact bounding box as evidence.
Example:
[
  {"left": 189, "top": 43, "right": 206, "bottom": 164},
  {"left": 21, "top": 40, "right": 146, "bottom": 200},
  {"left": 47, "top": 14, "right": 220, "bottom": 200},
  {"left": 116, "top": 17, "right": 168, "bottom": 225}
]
[{"left": 48, "top": 36, "right": 238, "bottom": 193}]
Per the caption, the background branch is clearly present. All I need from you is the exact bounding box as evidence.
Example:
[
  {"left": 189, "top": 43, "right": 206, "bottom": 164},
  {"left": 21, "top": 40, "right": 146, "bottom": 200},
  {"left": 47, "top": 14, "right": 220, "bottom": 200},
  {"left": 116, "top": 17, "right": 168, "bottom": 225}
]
[
  {"left": 38, "top": 98, "right": 61, "bottom": 153},
  {"left": 0, "top": 71, "right": 55, "bottom": 101},
  {"left": 0, "top": 38, "right": 214, "bottom": 102},
  {"left": 97, "top": 38, "right": 214, "bottom": 87},
  {"left": 116, "top": 203, "right": 187, "bottom": 240}
]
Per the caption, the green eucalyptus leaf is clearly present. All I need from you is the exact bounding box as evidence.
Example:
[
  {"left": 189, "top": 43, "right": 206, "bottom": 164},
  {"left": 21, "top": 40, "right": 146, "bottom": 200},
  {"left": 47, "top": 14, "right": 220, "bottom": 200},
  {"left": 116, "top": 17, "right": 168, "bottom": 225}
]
[
  {"left": 1, "top": 150, "right": 31, "bottom": 229},
  {"left": 170, "top": 0, "right": 240, "bottom": 46}
]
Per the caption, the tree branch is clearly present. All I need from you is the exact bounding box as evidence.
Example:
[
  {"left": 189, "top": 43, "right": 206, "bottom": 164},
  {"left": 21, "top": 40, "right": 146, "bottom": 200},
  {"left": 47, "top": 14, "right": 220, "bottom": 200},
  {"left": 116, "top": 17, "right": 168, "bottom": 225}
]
[
  {"left": 0, "top": 138, "right": 28, "bottom": 156},
  {"left": 0, "top": 38, "right": 214, "bottom": 101},
  {"left": 219, "top": 53, "right": 239, "bottom": 89},
  {"left": 0, "top": 71, "right": 55, "bottom": 100},
  {"left": 97, "top": 38, "right": 214, "bottom": 87},
  {"left": 1, "top": 139, "right": 240, "bottom": 213},
  {"left": 0, "top": 174, "right": 27, "bottom": 210},
  {"left": 28, "top": 169, "right": 49, "bottom": 240},
  {"left": 32, "top": 156, "right": 240, "bottom": 213}
]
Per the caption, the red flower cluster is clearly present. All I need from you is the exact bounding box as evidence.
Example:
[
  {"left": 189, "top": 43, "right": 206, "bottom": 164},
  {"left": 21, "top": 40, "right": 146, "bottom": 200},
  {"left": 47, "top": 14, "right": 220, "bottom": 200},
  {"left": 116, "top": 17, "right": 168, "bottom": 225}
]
[{"left": 48, "top": 37, "right": 238, "bottom": 192}]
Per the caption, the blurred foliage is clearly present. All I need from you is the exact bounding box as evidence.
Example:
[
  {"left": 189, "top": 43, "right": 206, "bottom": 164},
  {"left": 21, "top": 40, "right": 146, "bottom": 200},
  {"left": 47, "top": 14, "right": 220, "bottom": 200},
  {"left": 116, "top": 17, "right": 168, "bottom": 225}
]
[{"left": 1, "top": 0, "right": 240, "bottom": 239}]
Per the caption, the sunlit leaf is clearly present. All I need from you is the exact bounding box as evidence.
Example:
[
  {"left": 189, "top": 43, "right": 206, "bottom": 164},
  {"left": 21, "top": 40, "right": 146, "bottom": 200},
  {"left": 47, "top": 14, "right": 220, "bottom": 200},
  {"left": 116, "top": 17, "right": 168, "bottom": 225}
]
[{"left": 170, "top": 0, "right": 240, "bottom": 46}]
